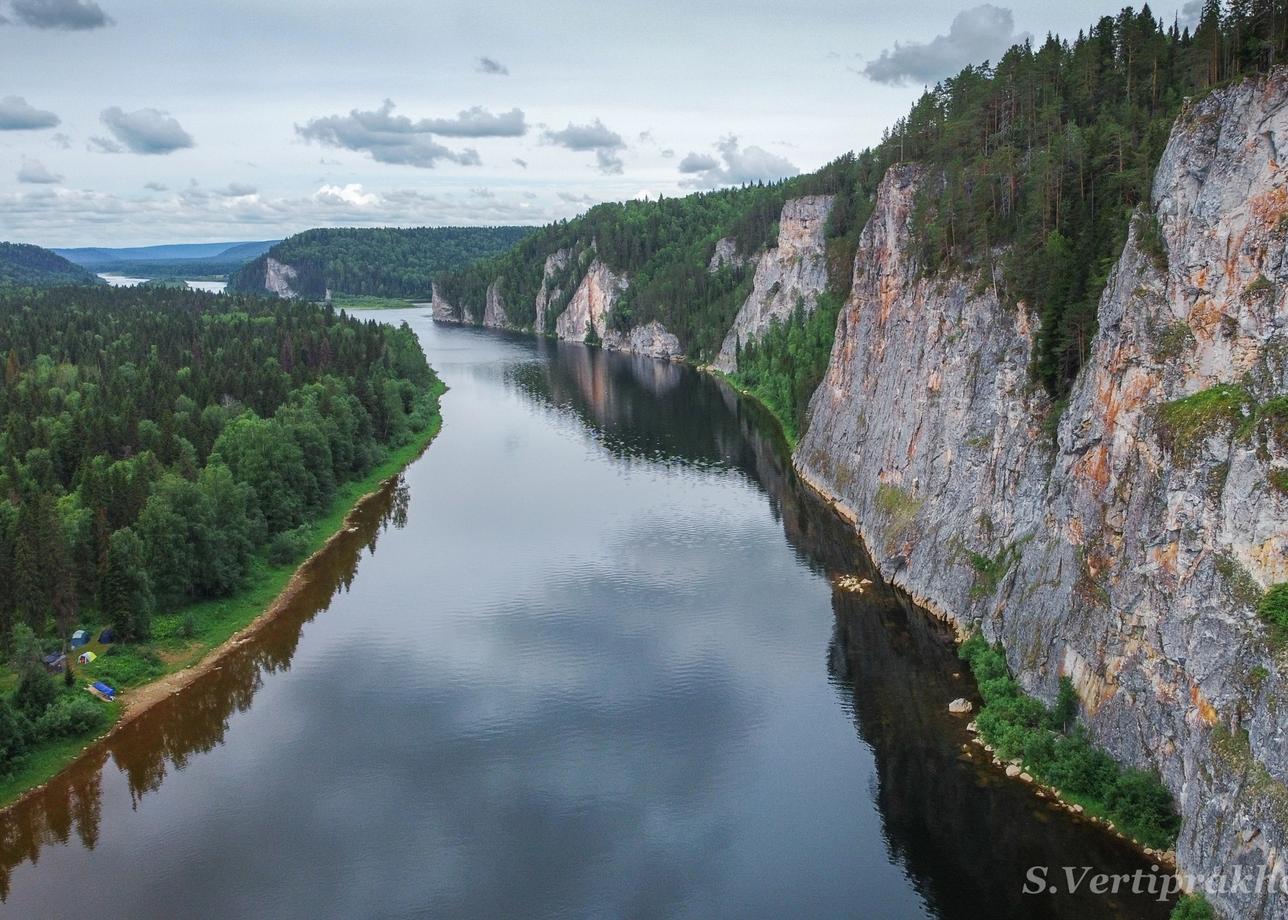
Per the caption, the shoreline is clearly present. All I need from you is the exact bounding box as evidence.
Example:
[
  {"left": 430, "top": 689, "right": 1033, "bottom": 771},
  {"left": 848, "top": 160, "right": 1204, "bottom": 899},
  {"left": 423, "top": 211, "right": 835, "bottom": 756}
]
[{"left": 0, "top": 390, "right": 445, "bottom": 815}]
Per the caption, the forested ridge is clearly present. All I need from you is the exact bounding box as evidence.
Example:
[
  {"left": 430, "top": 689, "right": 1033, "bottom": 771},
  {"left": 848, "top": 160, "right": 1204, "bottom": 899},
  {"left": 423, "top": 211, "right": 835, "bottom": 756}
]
[
  {"left": 228, "top": 226, "right": 532, "bottom": 300},
  {"left": 0, "top": 244, "right": 103, "bottom": 289},
  {"left": 440, "top": 2, "right": 1288, "bottom": 436},
  {"left": 0, "top": 285, "right": 440, "bottom": 780}
]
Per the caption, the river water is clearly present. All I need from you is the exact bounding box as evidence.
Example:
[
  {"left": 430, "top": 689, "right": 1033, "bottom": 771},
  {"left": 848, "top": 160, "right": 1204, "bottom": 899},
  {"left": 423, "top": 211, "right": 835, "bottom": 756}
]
[{"left": 0, "top": 311, "right": 1172, "bottom": 919}]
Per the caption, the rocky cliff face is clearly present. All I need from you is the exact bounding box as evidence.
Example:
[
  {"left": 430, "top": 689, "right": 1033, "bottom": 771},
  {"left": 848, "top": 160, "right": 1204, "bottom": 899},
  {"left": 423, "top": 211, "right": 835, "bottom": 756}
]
[
  {"left": 712, "top": 195, "right": 835, "bottom": 373},
  {"left": 534, "top": 249, "right": 571, "bottom": 334},
  {"left": 264, "top": 257, "right": 299, "bottom": 299},
  {"left": 554, "top": 258, "right": 628, "bottom": 343},
  {"left": 483, "top": 281, "right": 508, "bottom": 328},
  {"left": 798, "top": 73, "right": 1288, "bottom": 919}
]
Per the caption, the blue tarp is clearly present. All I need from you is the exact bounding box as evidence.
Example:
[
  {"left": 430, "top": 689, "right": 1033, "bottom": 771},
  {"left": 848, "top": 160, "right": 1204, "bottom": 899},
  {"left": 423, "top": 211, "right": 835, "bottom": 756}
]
[{"left": 92, "top": 681, "right": 116, "bottom": 700}]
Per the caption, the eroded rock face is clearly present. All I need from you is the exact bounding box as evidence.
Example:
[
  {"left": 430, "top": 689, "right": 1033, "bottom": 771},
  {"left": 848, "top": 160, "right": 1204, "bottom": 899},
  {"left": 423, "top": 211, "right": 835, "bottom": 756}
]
[
  {"left": 712, "top": 195, "right": 834, "bottom": 373},
  {"left": 604, "top": 320, "right": 683, "bottom": 360},
  {"left": 264, "top": 257, "right": 298, "bottom": 299},
  {"left": 708, "top": 236, "right": 748, "bottom": 273},
  {"left": 798, "top": 74, "right": 1288, "bottom": 919},
  {"left": 483, "top": 281, "right": 508, "bottom": 328},
  {"left": 554, "top": 259, "right": 628, "bottom": 342},
  {"left": 430, "top": 282, "right": 471, "bottom": 324},
  {"left": 534, "top": 249, "right": 571, "bottom": 334}
]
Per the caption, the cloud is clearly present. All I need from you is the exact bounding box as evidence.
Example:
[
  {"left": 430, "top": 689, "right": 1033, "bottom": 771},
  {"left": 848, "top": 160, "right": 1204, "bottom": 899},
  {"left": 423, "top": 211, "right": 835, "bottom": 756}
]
[
  {"left": 313, "top": 183, "right": 379, "bottom": 207},
  {"left": 678, "top": 136, "right": 798, "bottom": 187},
  {"left": 215, "top": 182, "right": 257, "bottom": 197},
  {"left": 421, "top": 106, "right": 526, "bottom": 138},
  {"left": 17, "top": 158, "right": 62, "bottom": 184},
  {"left": 0, "top": 95, "right": 60, "bottom": 130},
  {"left": 88, "top": 135, "right": 122, "bottom": 153},
  {"left": 512, "top": 157, "right": 528, "bottom": 168},
  {"left": 476, "top": 56, "right": 508, "bottom": 75},
  {"left": 557, "top": 191, "right": 596, "bottom": 205},
  {"left": 50, "top": 131, "right": 71, "bottom": 148},
  {"left": 1179, "top": 0, "right": 1203, "bottom": 29},
  {"left": 678, "top": 151, "right": 719, "bottom": 173},
  {"left": 543, "top": 118, "right": 627, "bottom": 174},
  {"left": 143, "top": 181, "right": 168, "bottom": 191},
  {"left": 296, "top": 99, "right": 485, "bottom": 168},
  {"left": 9, "top": 0, "right": 112, "bottom": 29},
  {"left": 862, "top": 4, "right": 1027, "bottom": 86},
  {"left": 661, "top": 148, "right": 675, "bottom": 158},
  {"left": 99, "top": 106, "right": 195, "bottom": 154},
  {"left": 543, "top": 118, "right": 624, "bottom": 152}
]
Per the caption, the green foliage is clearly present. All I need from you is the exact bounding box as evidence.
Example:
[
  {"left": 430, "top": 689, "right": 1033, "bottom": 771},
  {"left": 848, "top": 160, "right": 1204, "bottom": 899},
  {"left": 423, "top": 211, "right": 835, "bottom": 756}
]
[
  {"left": 92, "top": 645, "right": 163, "bottom": 687},
  {"left": 229, "top": 226, "right": 532, "bottom": 299},
  {"left": 967, "top": 541, "right": 1022, "bottom": 598},
  {"left": 0, "top": 242, "right": 103, "bottom": 288},
  {"left": 958, "top": 630, "right": 1179, "bottom": 849},
  {"left": 1258, "top": 584, "right": 1288, "bottom": 643},
  {"left": 33, "top": 692, "right": 105, "bottom": 739},
  {"left": 1270, "top": 468, "right": 1288, "bottom": 496},
  {"left": 0, "top": 285, "right": 438, "bottom": 649},
  {"left": 267, "top": 525, "right": 313, "bottom": 565},
  {"left": 1170, "top": 893, "right": 1214, "bottom": 920},
  {"left": 1158, "top": 384, "right": 1252, "bottom": 462},
  {"left": 729, "top": 293, "right": 844, "bottom": 441}
]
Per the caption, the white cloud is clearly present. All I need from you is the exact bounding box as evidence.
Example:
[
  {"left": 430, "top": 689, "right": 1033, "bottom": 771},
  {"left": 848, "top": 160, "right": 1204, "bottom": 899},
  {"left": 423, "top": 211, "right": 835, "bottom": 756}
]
[
  {"left": 296, "top": 100, "right": 492, "bottom": 168},
  {"left": 99, "top": 106, "right": 195, "bottom": 154},
  {"left": 678, "top": 136, "right": 798, "bottom": 187}
]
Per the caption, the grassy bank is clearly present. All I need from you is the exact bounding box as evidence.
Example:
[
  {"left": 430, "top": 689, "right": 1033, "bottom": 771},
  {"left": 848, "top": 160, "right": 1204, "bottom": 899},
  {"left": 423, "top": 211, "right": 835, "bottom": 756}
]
[
  {"left": 706, "top": 368, "right": 799, "bottom": 450},
  {"left": 330, "top": 293, "right": 420, "bottom": 310},
  {"left": 0, "top": 378, "right": 445, "bottom": 809},
  {"left": 959, "top": 631, "right": 1180, "bottom": 851}
]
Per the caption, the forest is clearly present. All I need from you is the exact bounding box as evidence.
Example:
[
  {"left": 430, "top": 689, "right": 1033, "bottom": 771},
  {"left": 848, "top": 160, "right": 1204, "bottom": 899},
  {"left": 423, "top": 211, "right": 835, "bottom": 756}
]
[
  {"left": 0, "top": 244, "right": 103, "bottom": 289},
  {"left": 439, "top": 1, "right": 1288, "bottom": 434},
  {"left": 0, "top": 285, "right": 439, "bottom": 780},
  {"left": 228, "top": 226, "right": 532, "bottom": 300}
]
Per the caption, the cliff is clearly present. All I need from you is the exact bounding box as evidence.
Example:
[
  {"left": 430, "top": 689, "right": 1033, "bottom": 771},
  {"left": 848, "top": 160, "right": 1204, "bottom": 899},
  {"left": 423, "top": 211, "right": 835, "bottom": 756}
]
[
  {"left": 712, "top": 195, "right": 834, "bottom": 373},
  {"left": 797, "top": 73, "right": 1288, "bottom": 919}
]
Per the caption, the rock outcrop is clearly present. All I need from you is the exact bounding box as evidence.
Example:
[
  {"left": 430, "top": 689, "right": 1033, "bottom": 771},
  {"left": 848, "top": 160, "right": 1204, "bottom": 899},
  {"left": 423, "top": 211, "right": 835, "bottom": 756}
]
[
  {"left": 554, "top": 259, "right": 629, "bottom": 343},
  {"left": 604, "top": 320, "right": 683, "bottom": 360},
  {"left": 483, "top": 281, "right": 508, "bottom": 328},
  {"left": 430, "top": 282, "right": 472, "bottom": 324},
  {"left": 712, "top": 195, "right": 834, "bottom": 373},
  {"left": 534, "top": 249, "right": 571, "bottom": 334},
  {"left": 797, "top": 73, "right": 1288, "bottom": 919},
  {"left": 264, "top": 257, "right": 298, "bottom": 299}
]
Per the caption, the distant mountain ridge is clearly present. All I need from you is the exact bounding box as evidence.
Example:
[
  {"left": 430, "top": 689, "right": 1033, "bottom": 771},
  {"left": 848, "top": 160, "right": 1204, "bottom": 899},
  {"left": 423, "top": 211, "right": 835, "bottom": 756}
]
[
  {"left": 228, "top": 226, "right": 532, "bottom": 300},
  {"left": 0, "top": 242, "right": 103, "bottom": 287},
  {"left": 55, "top": 240, "right": 279, "bottom": 267}
]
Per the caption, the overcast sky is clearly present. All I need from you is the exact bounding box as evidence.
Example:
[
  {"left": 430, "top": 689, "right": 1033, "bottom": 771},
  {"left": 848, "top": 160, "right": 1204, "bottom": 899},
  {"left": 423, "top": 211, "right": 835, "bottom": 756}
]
[{"left": 0, "top": 0, "right": 1200, "bottom": 246}]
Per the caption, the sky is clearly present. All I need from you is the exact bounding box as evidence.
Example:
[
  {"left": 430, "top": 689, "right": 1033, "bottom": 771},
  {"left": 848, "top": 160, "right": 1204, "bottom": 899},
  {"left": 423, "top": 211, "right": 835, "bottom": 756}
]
[{"left": 0, "top": 0, "right": 1203, "bottom": 247}]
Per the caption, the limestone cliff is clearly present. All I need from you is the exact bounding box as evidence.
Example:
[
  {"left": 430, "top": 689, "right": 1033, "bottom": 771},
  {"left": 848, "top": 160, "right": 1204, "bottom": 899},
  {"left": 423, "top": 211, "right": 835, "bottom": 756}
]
[
  {"left": 797, "top": 73, "right": 1288, "bottom": 919},
  {"left": 712, "top": 195, "right": 835, "bottom": 373},
  {"left": 264, "top": 257, "right": 299, "bottom": 299},
  {"left": 554, "top": 259, "right": 628, "bottom": 342}
]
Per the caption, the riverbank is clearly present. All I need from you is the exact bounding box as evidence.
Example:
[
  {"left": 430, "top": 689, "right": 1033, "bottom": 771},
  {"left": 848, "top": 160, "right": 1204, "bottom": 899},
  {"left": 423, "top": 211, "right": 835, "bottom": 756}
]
[{"left": 0, "top": 378, "right": 446, "bottom": 811}]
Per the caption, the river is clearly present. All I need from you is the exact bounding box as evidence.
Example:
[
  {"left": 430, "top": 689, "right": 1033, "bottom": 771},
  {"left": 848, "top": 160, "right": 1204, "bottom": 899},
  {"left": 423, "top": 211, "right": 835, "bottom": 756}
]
[{"left": 0, "top": 311, "right": 1172, "bottom": 919}]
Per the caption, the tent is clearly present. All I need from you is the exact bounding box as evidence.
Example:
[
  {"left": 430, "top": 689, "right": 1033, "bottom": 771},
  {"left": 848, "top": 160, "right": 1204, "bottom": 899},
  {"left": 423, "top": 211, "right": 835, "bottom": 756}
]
[
  {"left": 89, "top": 681, "right": 116, "bottom": 702},
  {"left": 70, "top": 630, "right": 91, "bottom": 649},
  {"left": 43, "top": 653, "right": 67, "bottom": 673},
  {"left": 98, "top": 627, "right": 115, "bottom": 644},
  {"left": 78, "top": 650, "right": 97, "bottom": 665}
]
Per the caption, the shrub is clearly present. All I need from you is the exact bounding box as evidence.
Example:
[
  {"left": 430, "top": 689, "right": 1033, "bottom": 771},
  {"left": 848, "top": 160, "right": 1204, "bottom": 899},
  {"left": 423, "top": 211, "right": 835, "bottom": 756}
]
[
  {"left": 34, "top": 693, "right": 106, "bottom": 739},
  {"left": 268, "top": 525, "right": 313, "bottom": 566},
  {"left": 1258, "top": 583, "right": 1288, "bottom": 633},
  {"left": 1107, "top": 768, "right": 1182, "bottom": 847},
  {"left": 1170, "top": 893, "right": 1214, "bottom": 920},
  {"left": 1157, "top": 384, "right": 1251, "bottom": 464}
]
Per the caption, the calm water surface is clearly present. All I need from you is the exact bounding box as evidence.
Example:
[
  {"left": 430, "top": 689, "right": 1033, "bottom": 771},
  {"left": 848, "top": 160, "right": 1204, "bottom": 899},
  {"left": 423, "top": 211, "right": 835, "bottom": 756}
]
[{"left": 0, "top": 312, "right": 1171, "bottom": 919}]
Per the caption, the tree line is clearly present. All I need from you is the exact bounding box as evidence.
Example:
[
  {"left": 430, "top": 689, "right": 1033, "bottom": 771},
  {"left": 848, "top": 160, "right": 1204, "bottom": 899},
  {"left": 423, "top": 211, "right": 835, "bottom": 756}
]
[
  {"left": 0, "top": 285, "right": 438, "bottom": 650},
  {"left": 228, "top": 226, "right": 533, "bottom": 300},
  {"left": 438, "top": 3, "right": 1288, "bottom": 437}
]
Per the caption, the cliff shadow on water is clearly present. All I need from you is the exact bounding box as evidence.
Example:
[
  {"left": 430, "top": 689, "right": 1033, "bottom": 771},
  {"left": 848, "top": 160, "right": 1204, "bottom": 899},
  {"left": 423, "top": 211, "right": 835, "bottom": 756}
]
[{"left": 507, "top": 337, "right": 1173, "bottom": 919}]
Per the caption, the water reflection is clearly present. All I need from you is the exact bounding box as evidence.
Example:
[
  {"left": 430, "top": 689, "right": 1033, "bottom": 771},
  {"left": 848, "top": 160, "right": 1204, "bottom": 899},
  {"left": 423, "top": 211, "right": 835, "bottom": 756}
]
[
  {"left": 0, "top": 470, "right": 408, "bottom": 900},
  {"left": 0, "top": 322, "right": 1171, "bottom": 918}
]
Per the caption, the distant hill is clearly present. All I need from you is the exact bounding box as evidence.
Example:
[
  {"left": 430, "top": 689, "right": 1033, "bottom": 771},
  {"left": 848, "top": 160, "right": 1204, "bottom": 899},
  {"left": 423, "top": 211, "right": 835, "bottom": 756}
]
[
  {"left": 228, "top": 226, "right": 532, "bottom": 300},
  {"left": 55, "top": 240, "right": 279, "bottom": 267},
  {"left": 0, "top": 242, "right": 104, "bottom": 287}
]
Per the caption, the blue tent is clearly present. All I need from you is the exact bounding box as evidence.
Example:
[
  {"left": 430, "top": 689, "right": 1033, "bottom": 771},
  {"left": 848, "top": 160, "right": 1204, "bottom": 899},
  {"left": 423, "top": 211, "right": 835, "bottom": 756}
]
[
  {"left": 70, "top": 630, "right": 91, "bottom": 648},
  {"left": 91, "top": 681, "right": 116, "bottom": 701},
  {"left": 98, "top": 627, "right": 116, "bottom": 644}
]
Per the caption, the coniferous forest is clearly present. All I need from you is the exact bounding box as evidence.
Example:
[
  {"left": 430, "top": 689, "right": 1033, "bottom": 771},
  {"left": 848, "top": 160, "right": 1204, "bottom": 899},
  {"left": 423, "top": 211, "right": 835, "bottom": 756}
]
[
  {"left": 440, "top": 2, "right": 1288, "bottom": 436},
  {"left": 0, "top": 285, "right": 439, "bottom": 777}
]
